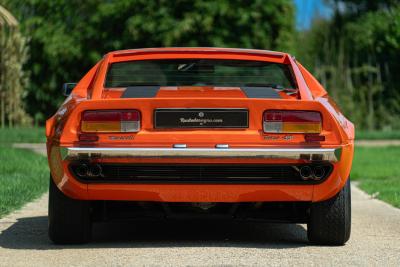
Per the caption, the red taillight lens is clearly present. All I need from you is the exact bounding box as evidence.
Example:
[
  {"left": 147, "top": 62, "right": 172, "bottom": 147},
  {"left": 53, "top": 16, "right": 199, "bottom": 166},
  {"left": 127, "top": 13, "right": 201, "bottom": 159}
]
[
  {"left": 81, "top": 110, "right": 140, "bottom": 133},
  {"left": 263, "top": 110, "right": 322, "bottom": 133}
]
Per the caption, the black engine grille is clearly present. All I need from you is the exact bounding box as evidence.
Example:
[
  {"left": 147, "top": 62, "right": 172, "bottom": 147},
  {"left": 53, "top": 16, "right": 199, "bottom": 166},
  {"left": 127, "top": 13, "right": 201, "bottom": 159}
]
[{"left": 70, "top": 164, "right": 332, "bottom": 184}]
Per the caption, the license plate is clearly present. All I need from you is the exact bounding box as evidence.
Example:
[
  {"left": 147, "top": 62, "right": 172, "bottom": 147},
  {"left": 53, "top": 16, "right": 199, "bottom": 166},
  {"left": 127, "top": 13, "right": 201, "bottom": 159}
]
[{"left": 154, "top": 109, "right": 249, "bottom": 129}]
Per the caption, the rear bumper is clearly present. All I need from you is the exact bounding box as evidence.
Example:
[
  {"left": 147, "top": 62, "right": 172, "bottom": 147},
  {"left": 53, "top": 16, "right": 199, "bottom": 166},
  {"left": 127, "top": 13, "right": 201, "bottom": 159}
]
[
  {"left": 64, "top": 147, "right": 341, "bottom": 162},
  {"left": 48, "top": 144, "right": 353, "bottom": 203}
]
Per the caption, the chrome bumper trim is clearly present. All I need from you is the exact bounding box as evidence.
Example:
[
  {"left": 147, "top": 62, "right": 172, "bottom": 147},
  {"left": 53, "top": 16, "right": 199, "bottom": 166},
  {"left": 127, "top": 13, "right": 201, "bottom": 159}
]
[{"left": 64, "top": 147, "right": 341, "bottom": 162}]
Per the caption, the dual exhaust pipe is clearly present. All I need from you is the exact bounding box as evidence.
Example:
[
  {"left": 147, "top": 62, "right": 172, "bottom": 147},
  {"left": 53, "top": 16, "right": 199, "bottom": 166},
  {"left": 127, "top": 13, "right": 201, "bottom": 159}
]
[
  {"left": 299, "top": 165, "right": 326, "bottom": 181},
  {"left": 76, "top": 163, "right": 103, "bottom": 178},
  {"left": 74, "top": 163, "right": 325, "bottom": 181}
]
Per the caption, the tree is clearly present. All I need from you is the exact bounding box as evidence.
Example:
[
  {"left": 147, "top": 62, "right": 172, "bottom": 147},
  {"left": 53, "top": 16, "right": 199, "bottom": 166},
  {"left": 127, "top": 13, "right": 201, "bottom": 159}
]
[
  {"left": 2, "top": 0, "right": 295, "bottom": 124},
  {"left": 297, "top": 1, "right": 400, "bottom": 130},
  {"left": 0, "top": 5, "right": 29, "bottom": 127}
]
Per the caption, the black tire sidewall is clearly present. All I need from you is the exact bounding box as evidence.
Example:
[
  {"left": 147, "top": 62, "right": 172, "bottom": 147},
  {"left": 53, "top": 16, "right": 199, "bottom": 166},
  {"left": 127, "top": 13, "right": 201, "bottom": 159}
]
[
  {"left": 308, "top": 178, "right": 351, "bottom": 245},
  {"left": 48, "top": 176, "right": 92, "bottom": 244}
]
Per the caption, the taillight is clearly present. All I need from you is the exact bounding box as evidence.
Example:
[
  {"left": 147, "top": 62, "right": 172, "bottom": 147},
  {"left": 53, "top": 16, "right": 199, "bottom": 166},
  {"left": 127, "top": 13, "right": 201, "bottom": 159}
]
[
  {"left": 263, "top": 110, "right": 322, "bottom": 133},
  {"left": 81, "top": 110, "right": 140, "bottom": 133}
]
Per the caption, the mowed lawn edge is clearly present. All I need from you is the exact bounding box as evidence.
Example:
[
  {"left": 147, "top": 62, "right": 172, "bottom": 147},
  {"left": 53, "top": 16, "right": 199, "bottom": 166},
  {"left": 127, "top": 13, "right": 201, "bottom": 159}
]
[
  {"left": 0, "top": 146, "right": 49, "bottom": 218},
  {"left": 356, "top": 130, "right": 400, "bottom": 140},
  {"left": 0, "top": 127, "right": 46, "bottom": 143},
  {"left": 351, "top": 146, "right": 400, "bottom": 208}
]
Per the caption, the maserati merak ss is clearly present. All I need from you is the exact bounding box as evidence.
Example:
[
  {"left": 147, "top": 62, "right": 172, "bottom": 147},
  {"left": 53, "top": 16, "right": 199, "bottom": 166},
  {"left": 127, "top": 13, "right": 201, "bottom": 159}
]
[{"left": 46, "top": 48, "right": 354, "bottom": 245}]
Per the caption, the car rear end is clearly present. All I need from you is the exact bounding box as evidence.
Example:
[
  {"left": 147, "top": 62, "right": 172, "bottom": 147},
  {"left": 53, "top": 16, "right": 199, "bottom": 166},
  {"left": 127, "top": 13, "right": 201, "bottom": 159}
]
[{"left": 46, "top": 48, "right": 354, "bottom": 245}]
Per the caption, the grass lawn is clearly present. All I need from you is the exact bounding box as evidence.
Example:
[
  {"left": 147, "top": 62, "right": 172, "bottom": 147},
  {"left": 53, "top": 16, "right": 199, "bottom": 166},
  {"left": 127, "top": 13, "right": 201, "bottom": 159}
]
[
  {"left": 0, "top": 127, "right": 48, "bottom": 218},
  {"left": 351, "top": 146, "right": 400, "bottom": 208},
  {"left": 356, "top": 130, "right": 400, "bottom": 140},
  {"left": 0, "top": 146, "right": 48, "bottom": 217},
  {"left": 0, "top": 127, "right": 45, "bottom": 143}
]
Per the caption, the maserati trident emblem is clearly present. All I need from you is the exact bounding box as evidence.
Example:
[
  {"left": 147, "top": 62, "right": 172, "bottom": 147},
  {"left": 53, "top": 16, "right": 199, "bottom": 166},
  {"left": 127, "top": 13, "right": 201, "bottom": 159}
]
[{"left": 198, "top": 112, "right": 205, "bottom": 117}]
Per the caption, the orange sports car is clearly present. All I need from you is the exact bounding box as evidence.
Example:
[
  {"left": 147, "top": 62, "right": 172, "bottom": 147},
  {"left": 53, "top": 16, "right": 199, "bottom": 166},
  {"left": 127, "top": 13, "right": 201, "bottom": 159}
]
[{"left": 46, "top": 47, "right": 354, "bottom": 245}]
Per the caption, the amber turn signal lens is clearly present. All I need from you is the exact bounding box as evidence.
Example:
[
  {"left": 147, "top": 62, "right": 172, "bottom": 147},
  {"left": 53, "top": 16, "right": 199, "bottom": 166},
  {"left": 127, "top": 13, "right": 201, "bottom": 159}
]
[
  {"left": 81, "top": 110, "right": 140, "bottom": 133},
  {"left": 263, "top": 110, "right": 322, "bottom": 134}
]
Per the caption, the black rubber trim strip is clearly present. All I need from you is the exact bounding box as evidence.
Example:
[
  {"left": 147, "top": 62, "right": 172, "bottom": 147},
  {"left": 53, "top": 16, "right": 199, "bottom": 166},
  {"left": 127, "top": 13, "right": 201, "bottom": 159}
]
[
  {"left": 241, "top": 87, "right": 282, "bottom": 99},
  {"left": 121, "top": 86, "right": 160, "bottom": 98}
]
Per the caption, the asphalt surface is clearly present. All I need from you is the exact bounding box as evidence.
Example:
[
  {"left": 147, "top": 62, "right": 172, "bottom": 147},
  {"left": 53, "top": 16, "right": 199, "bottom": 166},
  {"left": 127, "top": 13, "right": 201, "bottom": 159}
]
[
  {"left": 1, "top": 185, "right": 400, "bottom": 266},
  {"left": 0, "top": 143, "right": 399, "bottom": 266}
]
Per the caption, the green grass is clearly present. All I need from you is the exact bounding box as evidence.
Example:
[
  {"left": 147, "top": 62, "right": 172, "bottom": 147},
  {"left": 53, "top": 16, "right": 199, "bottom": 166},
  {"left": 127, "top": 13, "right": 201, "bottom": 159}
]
[
  {"left": 356, "top": 130, "right": 400, "bottom": 140},
  {"left": 0, "top": 127, "right": 45, "bottom": 143},
  {"left": 0, "top": 126, "right": 48, "bottom": 217},
  {"left": 351, "top": 146, "right": 400, "bottom": 208},
  {"left": 0, "top": 146, "right": 49, "bottom": 217}
]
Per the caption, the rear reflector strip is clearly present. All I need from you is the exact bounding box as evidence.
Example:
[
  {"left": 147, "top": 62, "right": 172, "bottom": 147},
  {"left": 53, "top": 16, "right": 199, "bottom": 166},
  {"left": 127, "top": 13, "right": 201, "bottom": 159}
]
[
  {"left": 263, "top": 110, "right": 322, "bottom": 133},
  {"left": 305, "top": 134, "right": 326, "bottom": 142},
  {"left": 81, "top": 110, "right": 140, "bottom": 133},
  {"left": 78, "top": 134, "right": 99, "bottom": 142}
]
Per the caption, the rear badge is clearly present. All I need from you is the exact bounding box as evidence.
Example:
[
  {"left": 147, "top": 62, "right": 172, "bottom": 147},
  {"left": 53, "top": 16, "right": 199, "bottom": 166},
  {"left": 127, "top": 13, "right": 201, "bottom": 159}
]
[
  {"left": 108, "top": 135, "right": 134, "bottom": 141},
  {"left": 264, "top": 135, "right": 293, "bottom": 141}
]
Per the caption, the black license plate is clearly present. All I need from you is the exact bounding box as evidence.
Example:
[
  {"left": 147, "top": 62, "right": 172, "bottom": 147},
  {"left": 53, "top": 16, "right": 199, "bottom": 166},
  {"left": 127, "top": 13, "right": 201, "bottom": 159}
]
[{"left": 154, "top": 109, "right": 249, "bottom": 128}]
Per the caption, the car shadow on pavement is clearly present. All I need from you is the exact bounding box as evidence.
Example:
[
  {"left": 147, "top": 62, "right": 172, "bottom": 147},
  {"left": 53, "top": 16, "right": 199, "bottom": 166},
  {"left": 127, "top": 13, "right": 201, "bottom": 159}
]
[{"left": 0, "top": 216, "right": 309, "bottom": 250}]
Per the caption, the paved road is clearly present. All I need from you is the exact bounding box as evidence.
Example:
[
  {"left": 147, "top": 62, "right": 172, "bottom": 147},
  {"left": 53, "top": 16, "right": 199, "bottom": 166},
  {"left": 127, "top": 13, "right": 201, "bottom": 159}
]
[
  {"left": 1, "top": 143, "right": 399, "bottom": 266},
  {"left": 355, "top": 140, "right": 400, "bottom": 147},
  {"left": 1, "top": 186, "right": 399, "bottom": 266},
  {"left": 12, "top": 143, "right": 47, "bottom": 155}
]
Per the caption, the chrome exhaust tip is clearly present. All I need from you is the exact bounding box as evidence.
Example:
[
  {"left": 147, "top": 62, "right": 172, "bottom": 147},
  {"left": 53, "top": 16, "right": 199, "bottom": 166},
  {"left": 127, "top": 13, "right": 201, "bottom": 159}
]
[
  {"left": 89, "top": 164, "right": 102, "bottom": 177},
  {"left": 299, "top": 166, "right": 313, "bottom": 180},
  {"left": 76, "top": 164, "right": 88, "bottom": 177},
  {"left": 313, "top": 166, "right": 325, "bottom": 180}
]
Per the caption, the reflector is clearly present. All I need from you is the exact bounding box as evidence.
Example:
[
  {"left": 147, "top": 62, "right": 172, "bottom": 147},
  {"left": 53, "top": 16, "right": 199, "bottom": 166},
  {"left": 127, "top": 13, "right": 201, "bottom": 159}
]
[
  {"left": 78, "top": 134, "right": 99, "bottom": 141},
  {"left": 305, "top": 134, "right": 326, "bottom": 142}
]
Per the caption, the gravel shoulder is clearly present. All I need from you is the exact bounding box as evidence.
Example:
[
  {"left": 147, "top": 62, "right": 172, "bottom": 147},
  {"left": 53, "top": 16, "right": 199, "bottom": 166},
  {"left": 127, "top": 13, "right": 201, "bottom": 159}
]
[{"left": 1, "top": 143, "right": 399, "bottom": 266}]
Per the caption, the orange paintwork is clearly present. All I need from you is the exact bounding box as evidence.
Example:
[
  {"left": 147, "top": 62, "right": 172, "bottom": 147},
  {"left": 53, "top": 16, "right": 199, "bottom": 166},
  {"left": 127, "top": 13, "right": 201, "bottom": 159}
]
[{"left": 46, "top": 47, "right": 354, "bottom": 203}]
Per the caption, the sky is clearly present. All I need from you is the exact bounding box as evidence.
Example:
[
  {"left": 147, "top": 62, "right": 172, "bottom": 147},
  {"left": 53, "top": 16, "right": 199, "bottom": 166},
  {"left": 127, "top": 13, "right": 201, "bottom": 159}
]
[{"left": 294, "top": 0, "right": 333, "bottom": 30}]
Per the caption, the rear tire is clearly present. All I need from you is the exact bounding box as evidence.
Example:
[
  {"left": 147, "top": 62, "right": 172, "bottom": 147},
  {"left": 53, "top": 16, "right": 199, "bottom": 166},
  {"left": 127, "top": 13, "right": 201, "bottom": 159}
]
[
  {"left": 307, "top": 178, "right": 351, "bottom": 245},
  {"left": 48, "top": 176, "right": 92, "bottom": 244}
]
